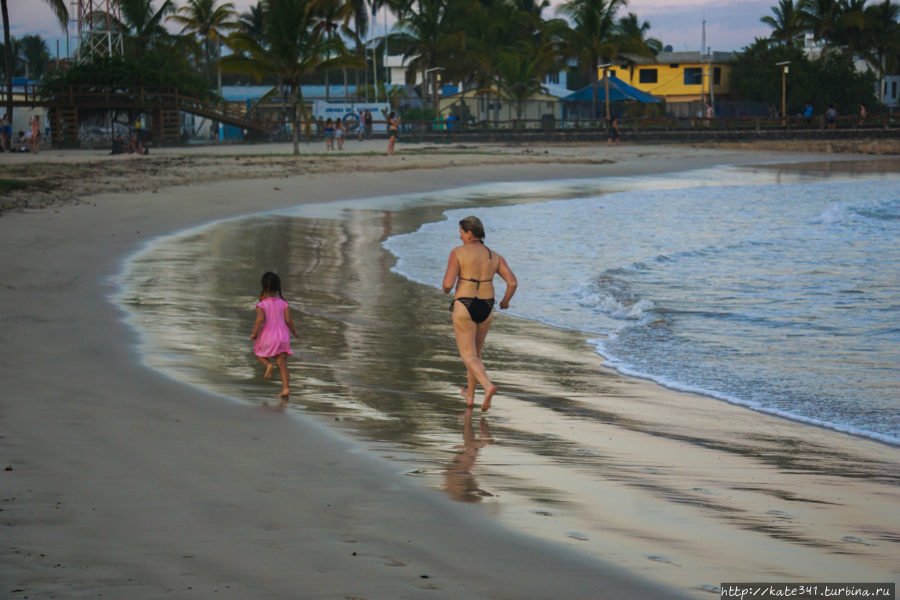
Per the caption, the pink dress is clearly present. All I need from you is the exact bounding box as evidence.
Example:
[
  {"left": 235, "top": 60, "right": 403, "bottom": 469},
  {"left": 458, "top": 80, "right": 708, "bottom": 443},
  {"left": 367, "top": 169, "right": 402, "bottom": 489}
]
[{"left": 254, "top": 296, "right": 294, "bottom": 358}]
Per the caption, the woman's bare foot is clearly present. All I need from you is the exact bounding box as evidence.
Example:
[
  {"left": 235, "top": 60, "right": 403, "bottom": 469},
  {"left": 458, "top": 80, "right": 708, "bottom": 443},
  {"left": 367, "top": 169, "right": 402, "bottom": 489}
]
[
  {"left": 459, "top": 386, "right": 475, "bottom": 406},
  {"left": 279, "top": 387, "right": 290, "bottom": 398},
  {"left": 481, "top": 385, "right": 497, "bottom": 412},
  {"left": 264, "top": 362, "right": 274, "bottom": 379}
]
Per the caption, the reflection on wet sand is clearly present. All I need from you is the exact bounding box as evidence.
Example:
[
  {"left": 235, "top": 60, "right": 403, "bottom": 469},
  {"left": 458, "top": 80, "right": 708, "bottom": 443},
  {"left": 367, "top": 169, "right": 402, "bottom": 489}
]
[
  {"left": 444, "top": 408, "right": 494, "bottom": 503},
  {"left": 120, "top": 194, "right": 900, "bottom": 597}
]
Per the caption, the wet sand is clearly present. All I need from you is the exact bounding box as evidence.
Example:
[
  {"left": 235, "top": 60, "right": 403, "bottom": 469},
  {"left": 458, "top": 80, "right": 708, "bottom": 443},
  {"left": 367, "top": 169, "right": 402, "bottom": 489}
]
[{"left": 1, "top": 142, "right": 898, "bottom": 598}]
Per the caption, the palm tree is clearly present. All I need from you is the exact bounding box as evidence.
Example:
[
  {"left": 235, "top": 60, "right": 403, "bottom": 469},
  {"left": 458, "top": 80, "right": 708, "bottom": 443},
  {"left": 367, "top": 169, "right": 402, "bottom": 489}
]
[
  {"left": 831, "top": 0, "right": 869, "bottom": 56},
  {"left": 118, "top": 0, "right": 175, "bottom": 57},
  {"left": 861, "top": 0, "right": 900, "bottom": 101},
  {"left": 239, "top": 1, "right": 266, "bottom": 44},
  {"left": 761, "top": 0, "right": 808, "bottom": 45},
  {"left": 800, "top": 0, "right": 844, "bottom": 50},
  {"left": 222, "top": 0, "right": 362, "bottom": 154},
  {"left": 169, "top": 0, "right": 239, "bottom": 89},
  {"left": 310, "top": 0, "right": 349, "bottom": 101},
  {"left": 19, "top": 34, "right": 51, "bottom": 80},
  {"left": 2, "top": 0, "right": 67, "bottom": 125},
  {"left": 557, "top": 0, "right": 627, "bottom": 120},
  {"left": 494, "top": 41, "right": 555, "bottom": 120},
  {"left": 393, "top": 0, "right": 465, "bottom": 115}
]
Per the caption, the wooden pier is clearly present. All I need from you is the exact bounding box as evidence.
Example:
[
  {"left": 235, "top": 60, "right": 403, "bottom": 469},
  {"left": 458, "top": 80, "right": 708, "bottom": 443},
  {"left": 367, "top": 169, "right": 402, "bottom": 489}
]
[{"left": 4, "top": 84, "right": 273, "bottom": 147}]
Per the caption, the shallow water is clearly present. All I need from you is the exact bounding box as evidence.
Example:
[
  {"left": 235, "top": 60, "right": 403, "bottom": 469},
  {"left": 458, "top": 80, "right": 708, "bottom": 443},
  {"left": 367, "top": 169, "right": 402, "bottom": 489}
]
[
  {"left": 115, "top": 164, "right": 900, "bottom": 594},
  {"left": 385, "top": 179, "right": 900, "bottom": 444}
]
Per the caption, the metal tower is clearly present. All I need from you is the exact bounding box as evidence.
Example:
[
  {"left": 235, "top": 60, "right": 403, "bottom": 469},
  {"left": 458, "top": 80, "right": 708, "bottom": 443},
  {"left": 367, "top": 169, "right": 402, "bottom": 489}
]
[{"left": 74, "top": 0, "right": 124, "bottom": 60}]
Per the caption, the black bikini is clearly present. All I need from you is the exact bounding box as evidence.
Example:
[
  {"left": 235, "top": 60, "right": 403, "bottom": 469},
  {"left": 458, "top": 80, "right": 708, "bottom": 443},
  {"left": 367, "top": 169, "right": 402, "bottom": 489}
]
[{"left": 450, "top": 244, "right": 496, "bottom": 324}]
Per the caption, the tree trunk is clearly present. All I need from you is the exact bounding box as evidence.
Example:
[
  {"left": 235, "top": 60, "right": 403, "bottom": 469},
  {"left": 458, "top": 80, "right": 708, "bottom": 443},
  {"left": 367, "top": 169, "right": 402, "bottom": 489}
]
[
  {"left": 2, "top": 0, "right": 13, "bottom": 123},
  {"left": 290, "top": 87, "right": 299, "bottom": 155}
]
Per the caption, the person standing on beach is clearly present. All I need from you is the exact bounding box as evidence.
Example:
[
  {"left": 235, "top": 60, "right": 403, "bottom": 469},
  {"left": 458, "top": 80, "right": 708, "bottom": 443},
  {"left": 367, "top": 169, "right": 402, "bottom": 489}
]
[
  {"left": 607, "top": 116, "right": 620, "bottom": 145},
  {"left": 335, "top": 119, "right": 345, "bottom": 150},
  {"left": 1, "top": 114, "right": 10, "bottom": 152},
  {"left": 364, "top": 109, "right": 373, "bottom": 139},
  {"left": 29, "top": 116, "right": 40, "bottom": 154},
  {"left": 324, "top": 118, "right": 334, "bottom": 150},
  {"left": 250, "top": 272, "right": 301, "bottom": 399},
  {"left": 442, "top": 216, "right": 517, "bottom": 411},
  {"left": 387, "top": 112, "right": 399, "bottom": 155}
]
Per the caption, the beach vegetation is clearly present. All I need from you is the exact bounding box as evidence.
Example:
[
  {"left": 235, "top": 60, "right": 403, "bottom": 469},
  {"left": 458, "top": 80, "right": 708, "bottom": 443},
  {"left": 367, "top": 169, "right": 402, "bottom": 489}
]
[
  {"left": 4, "top": 0, "right": 897, "bottom": 143},
  {"left": 0, "top": 177, "right": 57, "bottom": 195},
  {"left": 759, "top": 0, "right": 899, "bottom": 107},
  {"left": 168, "top": 0, "right": 240, "bottom": 88},
  {"left": 221, "top": 0, "right": 363, "bottom": 154},
  {"left": 1, "top": 0, "right": 67, "bottom": 132},
  {"left": 117, "top": 0, "right": 177, "bottom": 58},
  {"left": 730, "top": 37, "right": 880, "bottom": 115}
]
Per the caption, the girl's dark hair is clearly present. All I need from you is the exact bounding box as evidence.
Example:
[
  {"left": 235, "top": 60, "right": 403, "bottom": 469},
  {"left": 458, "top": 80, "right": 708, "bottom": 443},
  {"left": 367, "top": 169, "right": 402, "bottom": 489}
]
[
  {"left": 459, "top": 216, "right": 485, "bottom": 240},
  {"left": 260, "top": 271, "right": 284, "bottom": 299}
]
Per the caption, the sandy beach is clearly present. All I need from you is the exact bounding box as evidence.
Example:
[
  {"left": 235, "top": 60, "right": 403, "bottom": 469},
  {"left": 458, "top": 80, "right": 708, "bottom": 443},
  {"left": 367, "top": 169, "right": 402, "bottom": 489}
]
[{"left": 1, "top": 140, "right": 898, "bottom": 599}]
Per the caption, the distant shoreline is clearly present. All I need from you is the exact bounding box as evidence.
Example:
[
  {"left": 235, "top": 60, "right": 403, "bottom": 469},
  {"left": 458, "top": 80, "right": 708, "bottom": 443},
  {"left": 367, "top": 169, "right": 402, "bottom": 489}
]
[{"left": 1, "top": 137, "right": 897, "bottom": 215}]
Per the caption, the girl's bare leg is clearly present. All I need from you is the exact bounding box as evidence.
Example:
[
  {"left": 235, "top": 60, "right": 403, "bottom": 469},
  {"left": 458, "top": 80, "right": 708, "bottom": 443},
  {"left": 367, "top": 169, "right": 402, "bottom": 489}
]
[
  {"left": 452, "top": 304, "right": 497, "bottom": 411},
  {"left": 256, "top": 355, "right": 274, "bottom": 379},
  {"left": 275, "top": 353, "right": 290, "bottom": 397}
]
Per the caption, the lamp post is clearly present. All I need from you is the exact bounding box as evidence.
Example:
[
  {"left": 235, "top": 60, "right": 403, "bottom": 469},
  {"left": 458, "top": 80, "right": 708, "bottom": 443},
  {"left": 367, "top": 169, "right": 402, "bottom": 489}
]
[
  {"left": 776, "top": 61, "right": 790, "bottom": 127},
  {"left": 597, "top": 63, "right": 612, "bottom": 123}
]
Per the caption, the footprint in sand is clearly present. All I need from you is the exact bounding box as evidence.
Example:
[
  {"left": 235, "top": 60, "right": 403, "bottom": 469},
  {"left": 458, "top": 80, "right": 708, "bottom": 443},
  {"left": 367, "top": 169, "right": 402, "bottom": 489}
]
[
  {"left": 841, "top": 535, "right": 877, "bottom": 546},
  {"left": 647, "top": 555, "right": 682, "bottom": 567}
]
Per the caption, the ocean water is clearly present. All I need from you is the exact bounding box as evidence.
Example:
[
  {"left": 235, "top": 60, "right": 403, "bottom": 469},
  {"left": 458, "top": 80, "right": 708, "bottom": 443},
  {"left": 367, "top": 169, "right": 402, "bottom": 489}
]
[{"left": 384, "top": 179, "right": 900, "bottom": 445}]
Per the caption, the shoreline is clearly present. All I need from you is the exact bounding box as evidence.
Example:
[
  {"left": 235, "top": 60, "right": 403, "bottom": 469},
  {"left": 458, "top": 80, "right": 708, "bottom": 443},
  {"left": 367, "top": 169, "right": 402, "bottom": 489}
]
[
  {"left": 2, "top": 144, "right": 898, "bottom": 598},
  {"left": 2, "top": 138, "right": 898, "bottom": 214}
]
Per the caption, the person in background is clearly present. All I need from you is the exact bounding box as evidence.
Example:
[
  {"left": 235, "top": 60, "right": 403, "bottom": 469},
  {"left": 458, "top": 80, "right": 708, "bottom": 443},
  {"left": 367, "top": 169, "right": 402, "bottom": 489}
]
[
  {"left": 387, "top": 112, "right": 399, "bottom": 155},
  {"left": 1, "top": 114, "right": 11, "bottom": 152},
  {"left": 335, "top": 118, "right": 345, "bottom": 150},
  {"left": 29, "top": 116, "right": 40, "bottom": 154}
]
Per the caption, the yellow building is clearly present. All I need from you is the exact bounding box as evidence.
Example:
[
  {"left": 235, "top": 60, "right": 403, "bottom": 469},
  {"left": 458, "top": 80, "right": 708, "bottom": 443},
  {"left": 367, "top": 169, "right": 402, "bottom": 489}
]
[{"left": 604, "top": 51, "right": 735, "bottom": 116}]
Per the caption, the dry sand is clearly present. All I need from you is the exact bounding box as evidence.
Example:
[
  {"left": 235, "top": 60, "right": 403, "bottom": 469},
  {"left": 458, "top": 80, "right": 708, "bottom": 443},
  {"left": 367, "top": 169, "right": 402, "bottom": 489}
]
[{"left": 1, "top": 141, "right": 898, "bottom": 599}]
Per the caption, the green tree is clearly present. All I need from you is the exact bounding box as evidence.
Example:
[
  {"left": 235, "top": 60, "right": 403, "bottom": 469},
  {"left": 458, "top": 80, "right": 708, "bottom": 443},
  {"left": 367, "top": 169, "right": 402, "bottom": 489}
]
[
  {"left": 169, "top": 0, "right": 239, "bottom": 88},
  {"left": 239, "top": 1, "right": 266, "bottom": 44},
  {"left": 2, "top": 0, "right": 67, "bottom": 125},
  {"left": 557, "top": 0, "right": 628, "bottom": 119},
  {"left": 117, "top": 0, "right": 175, "bottom": 57},
  {"left": 861, "top": 0, "right": 900, "bottom": 97},
  {"left": 761, "top": 0, "right": 808, "bottom": 45},
  {"left": 495, "top": 41, "right": 556, "bottom": 119},
  {"left": 222, "top": 0, "right": 362, "bottom": 154},
  {"left": 615, "top": 11, "right": 662, "bottom": 81},
  {"left": 730, "top": 37, "right": 877, "bottom": 116},
  {"left": 19, "top": 34, "right": 51, "bottom": 80},
  {"left": 829, "top": 0, "right": 868, "bottom": 56},
  {"left": 800, "top": 0, "right": 843, "bottom": 50},
  {"left": 393, "top": 0, "right": 465, "bottom": 113}
]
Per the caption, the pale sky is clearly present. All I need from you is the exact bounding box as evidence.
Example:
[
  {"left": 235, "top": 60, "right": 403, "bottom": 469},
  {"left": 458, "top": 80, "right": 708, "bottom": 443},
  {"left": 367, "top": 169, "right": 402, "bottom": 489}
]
[{"left": 11, "top": 0, "right": 774, "bottom": 59}]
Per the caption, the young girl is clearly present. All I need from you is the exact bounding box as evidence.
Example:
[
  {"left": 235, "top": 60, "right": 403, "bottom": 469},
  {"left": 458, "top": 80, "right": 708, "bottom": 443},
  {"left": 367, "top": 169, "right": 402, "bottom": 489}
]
[{"left": 250, "top": 272, "right": 300, "bottom": 397}]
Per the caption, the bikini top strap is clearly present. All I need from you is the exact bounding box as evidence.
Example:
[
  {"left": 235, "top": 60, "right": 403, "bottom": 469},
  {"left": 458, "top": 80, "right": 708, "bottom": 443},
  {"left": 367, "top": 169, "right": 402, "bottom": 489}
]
[{"left": 458, "top": 242, "right": 494, "bottom": 289}]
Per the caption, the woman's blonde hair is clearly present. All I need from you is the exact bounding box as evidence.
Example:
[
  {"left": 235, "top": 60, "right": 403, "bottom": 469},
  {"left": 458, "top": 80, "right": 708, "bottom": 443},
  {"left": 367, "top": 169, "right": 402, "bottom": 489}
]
[{"left": 459, "top": 216, "right": 485, "bottom": 240}]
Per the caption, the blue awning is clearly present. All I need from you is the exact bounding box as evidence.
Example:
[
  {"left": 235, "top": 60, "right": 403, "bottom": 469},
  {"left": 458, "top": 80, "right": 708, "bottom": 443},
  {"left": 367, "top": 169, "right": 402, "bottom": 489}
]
[{"left": 563, "top": 75, "right": 662, "bottom": 103}]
